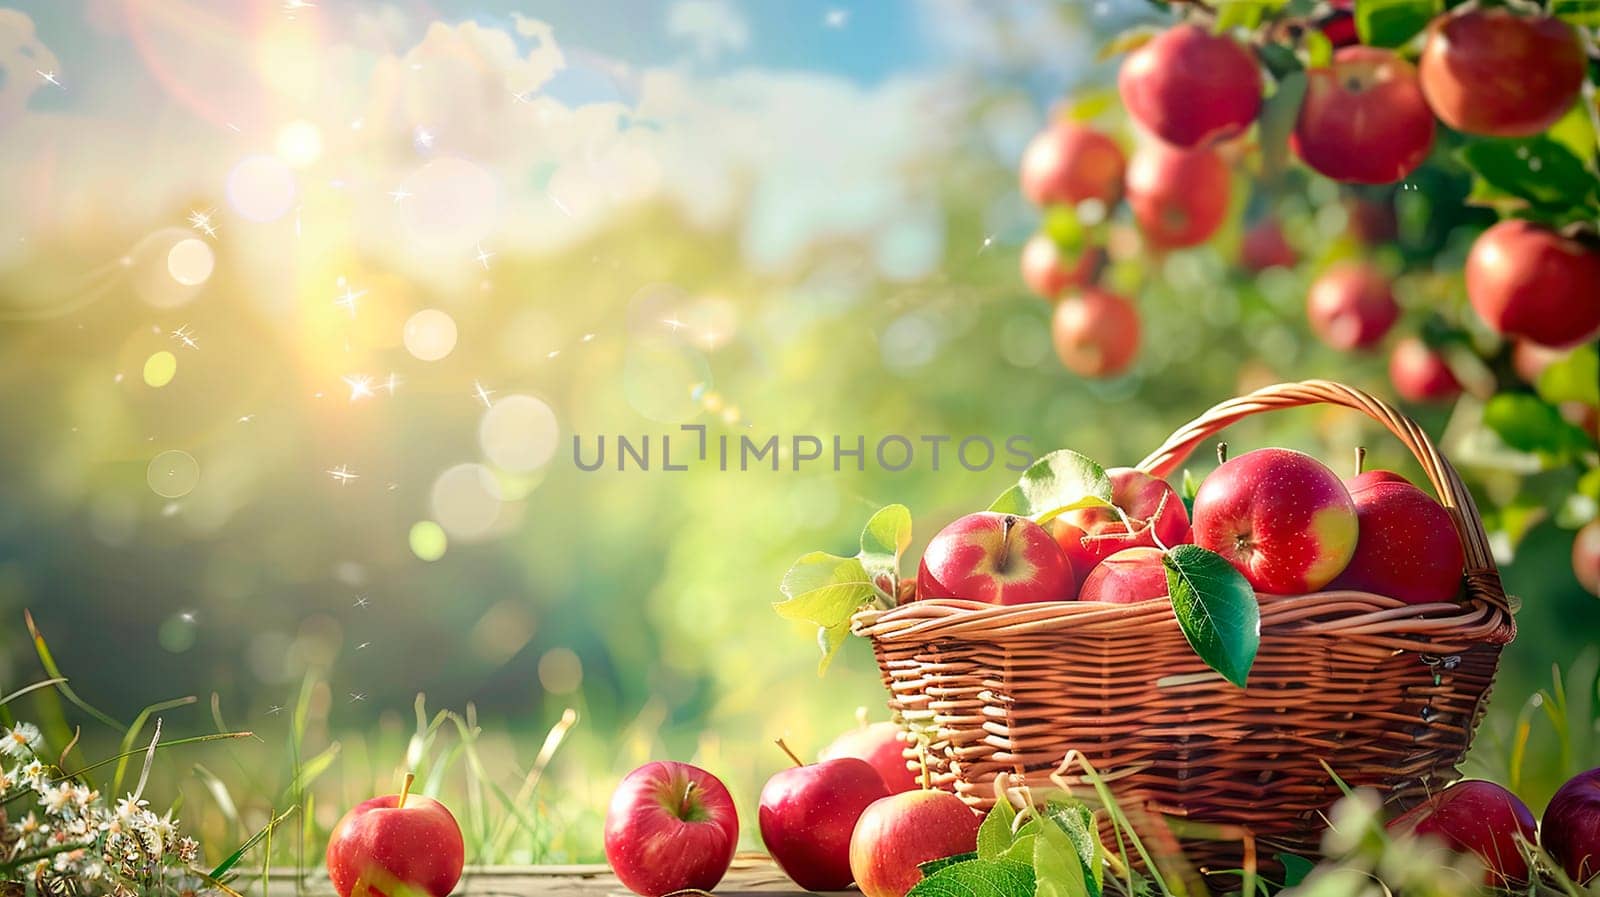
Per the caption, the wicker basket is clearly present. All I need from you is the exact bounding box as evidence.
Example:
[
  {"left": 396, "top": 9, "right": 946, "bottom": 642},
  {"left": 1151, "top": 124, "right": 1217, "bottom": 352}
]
[{"left": 853, "top": 380, "right": 1516, "bottom": 871}]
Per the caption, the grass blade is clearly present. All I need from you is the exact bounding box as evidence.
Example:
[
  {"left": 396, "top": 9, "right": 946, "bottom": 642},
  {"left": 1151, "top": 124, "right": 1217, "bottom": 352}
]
[
  {"left": 24, "top": 610, "right": 121, "bottom": 730},
  {"left": 112, "top": 695, "right": 197, "bottom": 795},
  {"left": 0, "top": 678, "right": 66, "bottom": 707},
  {"left": 57, "top": 731, "right": 253, "bottom": 781},
  {"left": 209, "top": 804, "right": 297, "bottom": 881}
]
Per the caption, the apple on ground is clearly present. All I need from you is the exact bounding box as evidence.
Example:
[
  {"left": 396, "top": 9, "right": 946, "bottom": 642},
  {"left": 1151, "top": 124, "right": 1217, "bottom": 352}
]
[
  {"left": 1078, "top": 546, "right": 1170, "bottom": 604},
  {"left": 1293, "top": 47, "right": 1434, "bottom": 185},
  {"left": 1543, "top": 766, "right": 1600, "bottom": 885},
  {"left": 1020, "top": 122, "right": 1126, "bottom": 209},
  {"left": 918, "top": 512, "right": 1077, "bottom": 603},
  {"left": 1192, "top": 448, "right": 1358, "bottom": 594},
  {"left": 1419, "top": 9, "right": 1586, "bottom": 138},
  {"left": 759, "top": 741, "right": 888, "bottom": 891},
  {"left": 1573, "top": 519, "right": 1600, "bottom": 598},
  {"left": 1125, "top": 143, "right": 1231, "bottom": 249},
  {"left": 326, "top": 775, "right": 464, "bottom": 897},
  {"left": 1330, "top": 474, "right": 1465, "bottom": 604},
  {"left": 1240, "top": 218, "right": 1297, "bottom": 273},
  {"left": 1050, "top": 467, "right": 1191, "bottom": 576},
  {"left": 1051, "top": 288, "right": 1142, "bottom": 379},
  {"left": 850, "top": 790, "right": 983, "bottom": 897},
  {"left": 1389, "top": 337, "right": 1461, "bottom": 403},
  {"left": 1306, "top": 262, "right": 1399, "bottom": 351},
  {"left": 1466, "top": 219, "right": 1600, "bottom": 350},
  {"left": 1387, "top": 780, "right": 1537, "bottom": 887},
  {"left": 821, "top": 719, "right": 921, "bottom": 793},
  {"left": 604, "top": 761, "right": 739, "bottom": 897},
  {"left": 1117, "top": 24, "right": 1261, "bottom": 148},
  {"left": 1021, "top": 233, "right": 1103, "bottom": 300}
]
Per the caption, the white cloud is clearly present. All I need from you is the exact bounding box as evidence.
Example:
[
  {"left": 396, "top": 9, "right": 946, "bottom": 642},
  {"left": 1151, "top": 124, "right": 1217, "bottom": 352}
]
[
  {"left": 0, "top": 8, "right": 58, "bottom": 124},
  {"left": 666, "top": 0, "right": 750, "bottom": 64}
]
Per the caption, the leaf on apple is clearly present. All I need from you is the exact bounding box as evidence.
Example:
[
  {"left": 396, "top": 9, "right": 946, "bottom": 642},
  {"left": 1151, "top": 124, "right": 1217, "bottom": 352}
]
[
  {"left": 1163, "top": 545, "right": 1260, "bottom": 688},
  {"left": 1458, "top": 138, "right": 1599, "bottom": 221},
  {"left": 989, "top": 450, "right": 1114, "bottom": 524},
  {"left": 905, "top": 857, "right": 1036, "bottom": 897},
  {"left": 1353, "top": 0, "right": 1441, "bottom": 48}
]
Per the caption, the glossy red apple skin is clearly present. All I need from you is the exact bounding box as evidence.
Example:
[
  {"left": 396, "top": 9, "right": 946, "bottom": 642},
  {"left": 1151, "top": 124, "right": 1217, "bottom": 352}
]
[
  {"left": 1125, "top": 143, "right": 1231, "bottom": 249},
  {"left": 604, "top": 761, "right": 739, "bottom": 897},
  {"left": 1466, "top": 220, "right": 1600, "bottom": 350},
  {"left": 1118, "top": 25, "right": 1261, "bottom": 148},
  {"left": 1419, "top": 9, "right": 1586, "bottom": 138},
  {"left": 1387, "top": 780, "right": 1537, "bottom": 887},
  {"left": 1574, "top": 519, "right": 1600, "bottom": 598},
  {"left": 1192, "top": 448, "right": 1358, "bottom": 594},
  {"left": 1330, "top": 477, "right": 1464, "bottom": 604},
  {"left": 1543, "top": 767, "right": 1600, "bottom": 884},
  {"left": 1020, "top": 122, "right": 1126, "bottom": 208},
  {"left": 849, "top": 790, "right": 982, "bottom": 897},
  {"left": 1306, "top": 263, "right": 1399, "bottom": 351},
  {"left": 1050, "top": 468, "right": 1191, "bottom": 577},
  {"left": 760, "top": 757, "right": 889, "bottom": 891},
  {"left": 1293, "top": 47, "right": 1434, "bottom": 185},
  {"left": 1389, "top": 337, "right": 1461, "bottom": 403},
  {"left": 1079, "top": 547, "right": 1171, "bottom": 604},
  {"left": 821, "top": 722, "right": 921, "bottom": 793},
  {"left": 1021, "top": 234, "right": 1103, "bottom": 300},
  {"left": 1346, "top": 469, "right": 1413, "bottom": 492},
  {"left": 918, "top": 512, "right": 1076, "bottom": 604},
  {"left": 1051, "top": 288, "right": 1141, "bottom": 378},
  {"left": 325, "top": 794, "right": 464, "bottom": 897},
  {"left": 1240, "top": 218, "right": 1297, "bottom": 272}
]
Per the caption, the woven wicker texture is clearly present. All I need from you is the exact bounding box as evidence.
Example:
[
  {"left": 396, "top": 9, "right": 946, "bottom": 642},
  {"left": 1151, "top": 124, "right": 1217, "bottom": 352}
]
[{"left": 853, "top": 381, "right": 1516, "bottom": 871}]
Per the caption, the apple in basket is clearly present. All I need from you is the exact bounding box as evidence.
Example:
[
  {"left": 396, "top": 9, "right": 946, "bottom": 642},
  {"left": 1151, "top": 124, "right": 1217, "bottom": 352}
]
[
  {"left": 821, "top": 719, "right": 921, "bottom": 793},
  {"left": 918, "top": 512, "right": 1077, "bottom": 603},
  {"left": 1329, "top": 470, "right": 1465, "bottom": 604},
  {"left": 1078, "top": 546, "right": 1170, "bottom": 604},
  {"left": 1050, "top": 467, "right": 1191, "bottom": 577},
  {"left": 759, "top": 741, "right": 889, "bottom": 891},
  {"left": 1192, "top": 448, "right": 1358, "bottom": 594},
  {"left": 850, "top": 790, "right": 982, "bottom": 897},
  {"left": 1387, "top": 780, "right": 1538, "bottom": 887},
  {"left": 1543, "top": 766, "right": 1600, "bottom": 885}
]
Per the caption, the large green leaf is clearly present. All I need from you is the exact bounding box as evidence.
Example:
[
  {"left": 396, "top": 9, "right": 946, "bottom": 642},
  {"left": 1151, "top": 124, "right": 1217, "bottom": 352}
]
[
  {"left": 1034, "top": 816, "right": 1092, "bottom": 897},
  {"left": 989, "top": 450, "right": 1114, "bottom": 523},
  {"left": 1354, "top": 0, "right": 1441, "bottom": 47},
  {"left": 977, "top": 798, "right": 1019, "bottom": 859},
  {"left": 906, "top": 858, "right": 1036, "bottom": 897},
  {"left": 1458, "top": 138, "right": 1598, "bottom": 217},
  {"left": 1043, "top": 800, "right": 1103, "bottom": 897},
  {"left": 1164, "top": 545, "right": 1260, "bottom": 688},
  {"left": 1483, "top": 393, "right": 1595, "bottom": 458},
  {"left": 775, "top": 553, "right": 881, "bottom": 673},
  {"left": 859, "top": 503, "right": 913, "bottom": 590}
]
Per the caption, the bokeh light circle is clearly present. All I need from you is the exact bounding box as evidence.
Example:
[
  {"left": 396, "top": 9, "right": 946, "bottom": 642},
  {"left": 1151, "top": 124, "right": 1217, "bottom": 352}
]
[
  {"left": 429, "top": 463, "right": 503, "bottom": 539},
  {"left": 143, "top": 351, "right": 177, "bottom": 387},
  {"left": 167, "top": 238, "right": 215, "bottom": 286},
  {"left": 623, "top": 338, "right": 711, "bottom": 423},
  {"left": 538, "top": 647, "right": 583, "bottom": 694},
  {"left": 147, "top": 450, "right": 200, "bottom": 498},
  {"left": 275, "top": 120, "right": 323, "bottom": 168},
  {"left": 479, "top": 395, "right": 559, "bottom": 472},
  {"left": 403, "top": 309, "right": 458, "bottom": 361},
  {"left": 409, "top": 521, "right": 448, "bottom": 561},
  {"left": 399, "top": 158, "right": 499, "bottom": 255},
  {"left": 227, "top": 155, "right": 297, "bottom": 222},
  {"left": 158, "top": 614, "right": 198, "bottom": 653}
]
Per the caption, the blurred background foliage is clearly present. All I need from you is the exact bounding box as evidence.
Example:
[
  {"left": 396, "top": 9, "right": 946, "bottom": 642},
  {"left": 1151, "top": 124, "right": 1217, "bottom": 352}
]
[{"left": 0, "top": 0, "right": 1594, "bottom": 869}]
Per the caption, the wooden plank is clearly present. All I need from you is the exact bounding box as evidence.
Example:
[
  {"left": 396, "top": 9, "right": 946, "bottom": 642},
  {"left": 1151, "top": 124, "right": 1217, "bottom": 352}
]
[{"left": 255, "top": 856, "right": 822, "bottom": 896}]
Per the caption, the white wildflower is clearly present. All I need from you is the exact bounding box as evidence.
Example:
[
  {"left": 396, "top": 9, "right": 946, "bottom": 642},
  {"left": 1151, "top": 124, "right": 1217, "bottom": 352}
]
[{"left": 1, "top": 722, "right": 41, "bottom": 757}]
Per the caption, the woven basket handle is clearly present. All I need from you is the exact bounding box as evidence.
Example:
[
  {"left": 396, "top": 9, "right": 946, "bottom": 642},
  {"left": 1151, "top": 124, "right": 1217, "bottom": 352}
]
[{"left": 1135, "top": 380, "right": 1504, "bottom": 599}]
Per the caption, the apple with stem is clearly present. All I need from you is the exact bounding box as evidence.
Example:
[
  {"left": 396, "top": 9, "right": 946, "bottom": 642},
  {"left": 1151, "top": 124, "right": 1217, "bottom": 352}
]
[
  {"left": 604, "top": 761, "right": 739, "bottom": 897},
  {"left": 821, "top": 716, "right": 921, "bottom": 793},
  {"left": 1117, "top": 24, "right": 1262, "bottom": 148},
  {"left": 918, "top": 512, "right": 1076, "bottom": 603},
  {"left": 1306, "top": 262, "right": 1399, "bottom": 351},
  {"left": 1466, "top": 219, "right": 1600, "bottom": 350},
  {"left": 1125, "top": 142, "right": 1231, "bottom": 249},
  {"left": 1543, "top": 766, "right": 1600, "bottom": 885},
  {"left": 1330, "top": 474, "right": 1464, "bottom": 605},
  {"left": 850, "top": 789, "right": 982, "bottom": 897},
  {"left": 1192, "top": 447, "right": 1358, "bottom": 594},
  {"left": 326, "top": 774, "right": 465, "bottom": 897},
  {"left": 1419, "top": 9, "right": 1586, "bottom": 138},
  {"left": 759, "top": 739, "right": 888, "bottom": 891},
  {"left": 1051, "top": 288, "right": 1141, "bottom": 378},
  {"left": 1389, "top": 337, "right": 1461, "bottom": 404},
  {"left": 1020, "top": 121, "right": 1126, "bottom": 209},
  {"left": 1387, "top": 780, "right": 1537, "bottom": 887},
  {"left": 1293, "top": 47, "right": 1434, "bottom": 185},
  {"left": 1050, "top": 467, "right": 1191, "bottom": 577},
  {"left": 1078, "top": 546, "right": 1170, "bottom": 604}
]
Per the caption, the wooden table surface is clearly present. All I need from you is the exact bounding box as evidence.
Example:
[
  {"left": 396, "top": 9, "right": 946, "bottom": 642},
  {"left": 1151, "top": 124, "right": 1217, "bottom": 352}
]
[{"left": 256, "top": 856, "right": 819, "bottom": 896}]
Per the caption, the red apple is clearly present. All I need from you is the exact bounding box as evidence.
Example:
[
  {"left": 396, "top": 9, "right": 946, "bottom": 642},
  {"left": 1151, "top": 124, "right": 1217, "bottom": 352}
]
[
  {"left": 1387, "top": 780, "right": 1537, "bottom": 886},
  {"left": 604, "top": 761, "right": 739, "bottom": 897},
  {"left": 1079, "top": 546, "right": 1170, "bottom": 604},
  {"left": 1389, "top": 337, "right": 1461, "bottom": 403},
  {"left": 326, "top": 776, "right": 464, "bottom": 897},
  {"left": 1419, "top": 9, "right": 1586, "bottom": 138},
  {"left": 1051, "top": 288, "right": 1141, "bottom": 378},
  {"left": 1021, "top": 233, "right": 1103, "bottom": 300},
  {"left": 1240, "top": 218, "right": 1297, "bottom": 273},
  {"left": 1574, "top": 519, "right": 1600, "bottom": 598},
  {"left": 1345, "top": 197, "right": 1398, "bottom": 246},
  {"left": 1306, "top": 263, "right": 1400, "bottom": 351},
  {"left": 1192, "top": 448, "right": 1359, "bottom": 594},
  {"left": 1466, "top": 219, "right": 1600, "bottom": 350},
  {"left": 918, "top": 512, "right": 1076, "bottom": 604},
  {"left": 1118, "top": 24, "right": 1261, "bottom": 148},
  {"left": 1317, "top": 6, "right": 1360, "bottom": 48},
  {"left": 821, "top": 721, "right": 921, "bottom": 794},
  {"left": 1330, "top": 477, "right": 1464, "bottom": 604},
  {"left": 1511, "top": 340, "right": 1570, "bottom": 386},
  {"left": 1293, "top": 47, "right": 1434, "bottom": 185},
  {"left": 1050, "top": 467, "right": 1192, "bottom": 576},
  {"left": 1543, "top": 767, "right": 1600, "bottom": 884},
  {"left": 1020, "top": 122, "right": 1126, "bottom": 209},
  {"left": 1125, "top": 143, "right": 1231, "bottom": 249},
  {"left": 760, "top": 742, "right": 889, "bottom": 891},
  {"left": 1346, "top": 469, "right": 1413, "bottom": 492},
  {"left": 849, "top": 790, "right": 982, "bottom": 897}
]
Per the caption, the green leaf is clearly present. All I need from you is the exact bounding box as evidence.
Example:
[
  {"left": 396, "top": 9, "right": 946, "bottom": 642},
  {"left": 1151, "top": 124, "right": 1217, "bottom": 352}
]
[
  {"left": 1537, "top": 345, "right": 1600, "bottom": 407},
  {"left": 859, "top": 503, "right": 913, "bottom": 591},
  {"left": 906, "top": 858, "right": 1036, "bottom": 897},
  {"left": 1302, "top": 28, "right": 1333, "bottom": 69},
  {"left": 989, "top": 450, "right": 1114, "bottom": 523},
  {"left": 1458, "top": 138, "right": 1598, "bottom": 215},
  {"left": 1164, "top": 545, "right": 1260, "bottom": 688},
  {"left": 1213, "top": 0, "right": 1287, "bottom": 32},
  {"left": 1259, "top": 71, "right": 1308, "bottom": 179},
  {"left": 1034, "top": 819, "right": 1091, "bottom": 897},
  {"left": 1550, "top": 0, "right": 1600, "bottom": 26},
  {"left": 919, "top": 852, "right": 979, "bottom": 876},
  {"left": 977, "top": 799, "right": 1019, "bottom": 859},
  {"left": 1097, "top": 25, "right": 1161, "bottom": 62},
  {"left": 1044, "top": 800, "right": 1104, "bottom": 896},
  {"left": 1354, "top": 0, "right": 1441, "bottom": 47},
  {"left": 1484, "top": 393, "right": 1595, "bottom": 457},
  {"left": 776, "top": 553, "right": 877, "bottom": 625},
  {"left": 1279, "top": 852, "right": 1316, "bottom": 887}
]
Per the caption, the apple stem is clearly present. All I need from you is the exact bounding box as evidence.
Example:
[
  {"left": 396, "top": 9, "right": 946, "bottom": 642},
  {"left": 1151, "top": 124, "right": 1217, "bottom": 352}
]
[
  {"left": 1354, "top": 446, "right": 1367, "bottom": 476},
  {"left": 916, "top": 738, "right": 930, "bottom": 791},
  {"left": 774, "top": 738, "right": 804, "bottom": 768},
  {"left": 998, "top": 515, "right": 1016, "bottom": 570},
  {"left": 1216, "top": 442, "right": 1229, "bottom": 465},
  {"left": 397, "top": 772, "right": 414, "bottom": 810}
]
